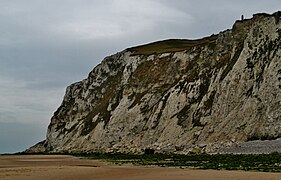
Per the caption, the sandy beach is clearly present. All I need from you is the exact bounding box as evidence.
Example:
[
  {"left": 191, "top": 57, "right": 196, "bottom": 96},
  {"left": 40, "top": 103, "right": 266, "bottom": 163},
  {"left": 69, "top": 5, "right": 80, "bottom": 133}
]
[{"left": 0, "top": 155, "right": 281, "bottom": 180}]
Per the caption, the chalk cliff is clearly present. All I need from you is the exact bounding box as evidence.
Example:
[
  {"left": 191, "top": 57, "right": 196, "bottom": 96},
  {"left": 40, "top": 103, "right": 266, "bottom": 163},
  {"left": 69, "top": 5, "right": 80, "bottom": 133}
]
[{"left": 28, "top": 12, "right": 281, "bottom": 153}]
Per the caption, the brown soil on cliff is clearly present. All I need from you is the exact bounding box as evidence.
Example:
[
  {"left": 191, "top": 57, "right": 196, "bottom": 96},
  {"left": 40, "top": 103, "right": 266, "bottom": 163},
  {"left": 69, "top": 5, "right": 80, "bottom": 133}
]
[{"left": 0, "top": 155, "right": 280, "bottom": 180}]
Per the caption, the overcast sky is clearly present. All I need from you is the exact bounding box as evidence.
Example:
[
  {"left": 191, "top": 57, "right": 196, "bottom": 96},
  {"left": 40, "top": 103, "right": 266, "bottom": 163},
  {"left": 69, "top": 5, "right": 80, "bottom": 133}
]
[{"left": 0, "top": 0, "right": 280, "bottom": 154}]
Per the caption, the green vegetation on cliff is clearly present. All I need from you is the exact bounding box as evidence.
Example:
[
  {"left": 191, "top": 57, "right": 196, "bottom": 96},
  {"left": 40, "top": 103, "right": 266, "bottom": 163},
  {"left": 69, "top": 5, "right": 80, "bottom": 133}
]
[{"left": 127, "top": 35, "right": 218, "bottom": 55}]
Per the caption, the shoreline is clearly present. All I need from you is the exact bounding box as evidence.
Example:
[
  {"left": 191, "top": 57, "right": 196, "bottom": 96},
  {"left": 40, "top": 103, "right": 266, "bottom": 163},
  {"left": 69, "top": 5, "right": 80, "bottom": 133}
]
[{"left": 0, "top": 155, "right": 281, "bottom": 180}]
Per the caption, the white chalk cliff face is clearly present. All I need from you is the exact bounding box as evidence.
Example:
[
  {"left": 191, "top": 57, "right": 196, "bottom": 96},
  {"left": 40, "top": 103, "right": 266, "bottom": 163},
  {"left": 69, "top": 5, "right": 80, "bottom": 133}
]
[{"left": 33, "top": 12, "right": 281, "bottom": 153}]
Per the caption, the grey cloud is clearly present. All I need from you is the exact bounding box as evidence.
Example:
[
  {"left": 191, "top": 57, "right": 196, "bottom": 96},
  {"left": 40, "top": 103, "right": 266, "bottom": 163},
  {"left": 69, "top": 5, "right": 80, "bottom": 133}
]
[{"left": 0, "top": 121, "right": 46, "bottom": 154}]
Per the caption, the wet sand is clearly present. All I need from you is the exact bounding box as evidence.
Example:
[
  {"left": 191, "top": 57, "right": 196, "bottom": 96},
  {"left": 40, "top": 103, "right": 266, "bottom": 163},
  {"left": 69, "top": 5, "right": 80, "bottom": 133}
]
[{"left": 0, "top": 155, "right": 281, "bottom": 180}]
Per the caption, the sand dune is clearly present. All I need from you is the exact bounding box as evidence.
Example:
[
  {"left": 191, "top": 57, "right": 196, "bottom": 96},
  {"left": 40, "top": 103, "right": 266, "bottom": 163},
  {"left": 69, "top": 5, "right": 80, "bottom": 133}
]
[{"left": 0, "top": 155, "right": 281, "bottom": 180}]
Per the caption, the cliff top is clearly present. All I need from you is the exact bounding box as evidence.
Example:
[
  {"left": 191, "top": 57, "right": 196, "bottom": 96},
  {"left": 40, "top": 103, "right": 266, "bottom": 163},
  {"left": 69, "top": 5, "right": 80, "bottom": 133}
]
[
  {"left": 127, "top": 11, "right": 281, "bottom": 56},
  {"left": 127, "top": 35, "right": 218, "bottom": 55}
]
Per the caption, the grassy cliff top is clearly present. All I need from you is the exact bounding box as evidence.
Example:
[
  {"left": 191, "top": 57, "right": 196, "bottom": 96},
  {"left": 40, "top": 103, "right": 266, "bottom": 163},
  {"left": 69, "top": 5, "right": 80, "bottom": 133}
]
[{"left": 127, "top": 34, "right": 218, "bottom": 55}]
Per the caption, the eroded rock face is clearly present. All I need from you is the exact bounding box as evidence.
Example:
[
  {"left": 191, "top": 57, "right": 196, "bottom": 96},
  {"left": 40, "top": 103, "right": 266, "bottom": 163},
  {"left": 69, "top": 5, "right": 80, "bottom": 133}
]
[{"left": 40, "top": 12, "right": 281, "bottom": 153}]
